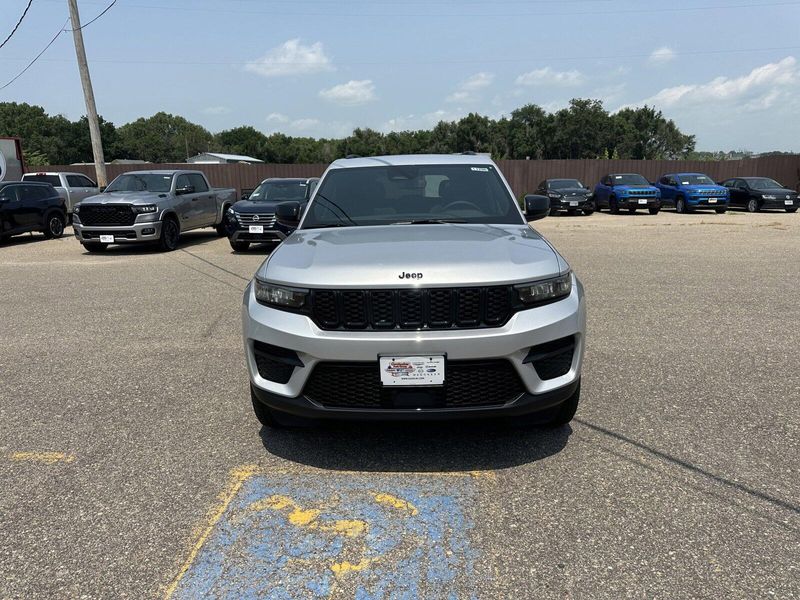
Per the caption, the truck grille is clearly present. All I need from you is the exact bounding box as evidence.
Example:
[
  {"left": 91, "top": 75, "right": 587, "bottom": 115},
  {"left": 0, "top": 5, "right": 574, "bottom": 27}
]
[
  {"left": 236, "top": 213, "right": 276, "bottom": 227},
  {"left": 310, "top": 286, "right": 514, "bottom": 330},
  {"left": 79, "top": 204, "right": 136, "bottom": 226},
  {"left": 303, "top": 359, "right": 525, "bottom": 409}
]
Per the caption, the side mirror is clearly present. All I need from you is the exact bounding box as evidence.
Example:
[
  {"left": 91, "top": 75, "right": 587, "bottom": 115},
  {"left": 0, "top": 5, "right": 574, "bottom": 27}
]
[
  {"left": 276, "top": 201, "right": 302, "bottom": 227},
  {"left": 524, "top": 194, "right": 550, "bottom": 221},
  {"left": 175, "top": 185, "right": 195, "bottom": 195},
  {"left": 241, "top": 192, "right": 250, "bottom": 201}
]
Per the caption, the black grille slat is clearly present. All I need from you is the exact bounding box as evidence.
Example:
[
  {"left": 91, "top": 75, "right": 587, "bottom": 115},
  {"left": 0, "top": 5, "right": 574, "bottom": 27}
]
[
  {"left": 428, "top": 289, "right": 454, "bottom": 328},
  {"left": 79, "top": 205, "right": 136, "bottom": 226},
  {"left": 341, "top": 291, "right": 368, "bottom": 329},
  {"left": 456, "top": 288, "right": 481, "bottom": 327},
  {"left": 313, "top": 291, "right": 339, "bottom": 328},
  {"left": 485, "top": 287, "right": 511, "bottom": 325},
  {"left": 399, "top": 290, "right": 423, "bottom": 328},
  {"left": 304, "top": 360, "right": 525, "bottom": 409},
  {"left": 369, "top": 291, "right": 396, "bottom": 329}
]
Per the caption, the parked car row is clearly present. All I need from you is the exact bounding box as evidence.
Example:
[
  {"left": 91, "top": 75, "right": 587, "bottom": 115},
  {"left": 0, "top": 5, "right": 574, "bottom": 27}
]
[{"left": 538, "top": 172, "right": 799, "bottom": 216}]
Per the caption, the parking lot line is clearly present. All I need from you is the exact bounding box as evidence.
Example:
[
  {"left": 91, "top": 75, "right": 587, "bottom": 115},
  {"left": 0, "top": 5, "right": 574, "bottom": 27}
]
[
  {"left": 165, "top": 465, "right": 483, "bottom": 599},
  {"left": 8, "top": 451, "right": 76, "bottom": 464}
]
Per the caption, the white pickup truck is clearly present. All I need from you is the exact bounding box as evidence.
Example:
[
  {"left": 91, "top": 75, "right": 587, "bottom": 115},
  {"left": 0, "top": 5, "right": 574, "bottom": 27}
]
[
  {"left": 72, "top": 170, "right": 236, "bottom": 252},
  {"left": 21, "top": 171, "right": 99, "bottom": 215}
]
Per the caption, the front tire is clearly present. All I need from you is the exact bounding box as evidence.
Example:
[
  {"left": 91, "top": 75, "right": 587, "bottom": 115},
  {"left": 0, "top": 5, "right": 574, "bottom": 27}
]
[
  {"left": 649, "top": 207, "right": 660, "bottom": 215},
  {"left": 747, "top": 198, "right": 760, "bottom": 213},
  {"left": 676, "top": 197, "right": 687, "bottom": 214},
  {"left": 215, "top": 206, "right": 230, "bottom": 236},
  {"left": 609, "top": 196, "right": 619, "bottom": 214},
  {"left": 82, "top": 242, "right": 107, "bottom": 252},
  {"left": 230, "top": 240, "right": 250, "bottom": 252},
  {"left": 786, "top": 207, "right": 797, "bottom": 213},
  {"left": 158, "top": 217, "right": 180, "bottom": 251},
  {"left": 715, "top": 207, "right": 728, "bottom": 214},
  {"left": 43, "top": 211, "right": 66, "bottom": 239}
]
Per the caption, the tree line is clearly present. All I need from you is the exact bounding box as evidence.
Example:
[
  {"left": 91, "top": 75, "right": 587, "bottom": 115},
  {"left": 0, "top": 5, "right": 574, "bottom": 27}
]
[{"left": 0, "top": 99, "right": 702, "bottom": 166}]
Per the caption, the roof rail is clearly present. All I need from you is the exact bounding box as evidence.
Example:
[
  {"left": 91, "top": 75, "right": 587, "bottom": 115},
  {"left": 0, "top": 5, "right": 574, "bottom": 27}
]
[
  {"left": 344, "top": 154, "right": 361, "bottom": 159},
  {"left": 461, "top": 151, "right": 477, "bottom": 155}
]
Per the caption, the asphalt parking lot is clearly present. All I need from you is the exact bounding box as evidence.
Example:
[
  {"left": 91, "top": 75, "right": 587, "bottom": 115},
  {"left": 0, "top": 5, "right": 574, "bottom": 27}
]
[{"left": 1, "top": 210, "right": 798, "bottom": 599}]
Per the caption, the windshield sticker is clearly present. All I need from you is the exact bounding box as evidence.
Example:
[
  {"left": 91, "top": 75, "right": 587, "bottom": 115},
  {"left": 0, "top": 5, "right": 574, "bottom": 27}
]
[
  {"left": 614, "top": 175, "right": 623, "bottom": 179},
  {"left": 470, "top": 167, "right": 489, "bottom": 172},
  {"left": 681, "top": 181, "right": 689, "bottom": 185}
]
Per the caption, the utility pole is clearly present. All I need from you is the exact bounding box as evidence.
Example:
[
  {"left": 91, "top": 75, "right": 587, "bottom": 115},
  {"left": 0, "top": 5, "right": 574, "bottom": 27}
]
[{"left": 67, "top": 0, "right": 107, "bottom": 186}]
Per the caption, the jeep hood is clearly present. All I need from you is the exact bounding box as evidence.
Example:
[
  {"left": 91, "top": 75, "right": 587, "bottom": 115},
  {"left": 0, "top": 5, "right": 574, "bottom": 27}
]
[
  {"left": 80, "top": 191, "right": 167, "bottom": 205},
  {"left": 259, "top": 224, "right": 566, "bottom": 288}
]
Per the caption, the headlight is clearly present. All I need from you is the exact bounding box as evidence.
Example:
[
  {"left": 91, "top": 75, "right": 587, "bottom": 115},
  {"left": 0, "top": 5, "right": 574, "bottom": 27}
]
[
  {"left": 132, "top": 205, "right": 158, "bottom": 213},
  {"left": 254, "top": 279, "right": 308, "bottom": 308},
  {"left": 73, "top": 204, "right": 81, "bottom": 213},
  {"left": 762, "top": 195, "right": 776, "bottom": 200},
  {"left": 516, "top": 272, "right": 572, "bottom": 305},
  {"left": 547, "top": 192, "right": 562, "bottom": 199}
]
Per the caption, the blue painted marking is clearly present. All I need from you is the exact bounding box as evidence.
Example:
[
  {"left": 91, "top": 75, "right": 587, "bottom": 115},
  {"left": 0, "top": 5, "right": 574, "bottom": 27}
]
[{"left": 172, "top": 474, "right": 478, "bottom": 599}]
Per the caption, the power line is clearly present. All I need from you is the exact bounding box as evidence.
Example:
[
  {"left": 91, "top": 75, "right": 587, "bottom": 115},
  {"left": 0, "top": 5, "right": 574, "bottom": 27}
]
[
  {"left": 0, "top": 19, "right": 67, "bottom": 91},
  {"left": 65, "top": 0, "right": 117, "bottom": 32},
  {"left": 0, "top": 0, "right": 34, "bottom": 50}
]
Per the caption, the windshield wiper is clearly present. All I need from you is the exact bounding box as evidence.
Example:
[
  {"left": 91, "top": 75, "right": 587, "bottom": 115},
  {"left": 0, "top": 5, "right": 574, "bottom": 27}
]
[
  {"left": 309, "top": 223, "right": 350, "bottom": 229},
  {"left": 391, "top": 218, "right": 468, "bottom": 225}
]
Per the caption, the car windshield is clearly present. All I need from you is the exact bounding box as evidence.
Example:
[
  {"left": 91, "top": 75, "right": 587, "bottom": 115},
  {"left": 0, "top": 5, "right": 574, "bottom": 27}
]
[
  {"left": 680, "top": 174, "right": 714, "bottom": 185},
  {"left": 612, "top": 174, "right": 649, "bottom": 186},
  {"left": 747, "top": 178, "right": 783, "bottom": 190},
  {"left": 249, "top": 181, "right": 308, "bottom": 202},
  {"left": 301, "top": 164, "right": 524, "bottom": 228},
  {"left": 550, "top": 179, "right": 584, "bottom": 190},
  {"left": 106, "top": 173, "right": 173, "bottom": 193}
]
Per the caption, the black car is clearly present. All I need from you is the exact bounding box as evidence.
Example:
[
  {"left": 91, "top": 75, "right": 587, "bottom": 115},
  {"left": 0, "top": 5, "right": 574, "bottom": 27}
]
[
  {"left": 0, "top": 181, "right": 67, "bottom": 242},
  {"left": 536, "top": 178, "right": 594, "bottom": 215},
  {"left": 721, "top": 177, "right": 799, "bottom": 213},
  {"left": 226, "top": 177, "right": 319, "bottom": 251}
]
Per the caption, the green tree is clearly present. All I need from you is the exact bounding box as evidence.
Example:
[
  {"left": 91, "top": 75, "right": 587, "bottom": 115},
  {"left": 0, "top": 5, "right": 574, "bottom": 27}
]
[
  {"left": 506, "top": 104, "right": 552, "bottom": 159},
  {"left": 115, "top": 112, "right": 213, "bottom": 162},
  {"left": 215, "top": 126, "right": 268, "bottom": 160},
  {"left": 613, "top": 106, "right": 695, "bottom": 159},
  {"left": 549, "top": 99, "right": 613, "bottom": 159}
]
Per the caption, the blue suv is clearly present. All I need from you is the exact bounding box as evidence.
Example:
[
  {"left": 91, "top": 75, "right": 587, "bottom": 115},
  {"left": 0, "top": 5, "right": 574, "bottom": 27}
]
[
  {"left": 656, "top": 173, "right": 729, "bottom": 214},
  {"left": 594, "top": 173, "right": 661, "bottom": 215}
]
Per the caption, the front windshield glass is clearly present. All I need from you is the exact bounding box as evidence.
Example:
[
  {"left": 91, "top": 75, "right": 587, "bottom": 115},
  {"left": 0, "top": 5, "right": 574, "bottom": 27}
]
[
  {"left": 680, "top": 174, "right": 714, "bottom": 185},
  {"left": 249, "top": 181, "right": 308, "bottom": 202},
  {"left": 106, "top": 173, "right": 173, "bottom": 193},
  {"left": 612, "top": 174, "right": 649, "bottom": 186},
  {"left": 550, "top": 179, "right": 584, "bottom": 190},
  {"left": 747, "top": 178, "right": 782, "bottom": 190},
  {"left": 302, "top": 164, "right": 524, "bottom": 228}
]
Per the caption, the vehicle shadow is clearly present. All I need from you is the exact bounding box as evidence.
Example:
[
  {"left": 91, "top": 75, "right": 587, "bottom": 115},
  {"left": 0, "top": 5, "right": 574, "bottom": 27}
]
[
  {"left": 79, "top": 230, "right": 222, "bottom": 256},
  {"left": 259, "top": 420, "right": 572, "bottom": 473}
]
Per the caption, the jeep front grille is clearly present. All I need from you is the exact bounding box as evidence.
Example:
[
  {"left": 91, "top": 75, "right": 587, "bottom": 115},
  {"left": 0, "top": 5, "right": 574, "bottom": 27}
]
[{"left": 310, "top": 286, "right": 514, "bottom": 330}]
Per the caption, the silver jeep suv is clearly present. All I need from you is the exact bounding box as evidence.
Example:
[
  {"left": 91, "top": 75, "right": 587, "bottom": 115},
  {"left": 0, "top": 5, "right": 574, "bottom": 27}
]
[{"left": 242, "top": 154, "right": 586, "bottom": 427}]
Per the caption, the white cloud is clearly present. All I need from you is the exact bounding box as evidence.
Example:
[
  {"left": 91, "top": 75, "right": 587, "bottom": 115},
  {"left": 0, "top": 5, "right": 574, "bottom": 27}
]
[
  {"left": 446, "top": 72, "right": 494, "bottom": 103},
  {"left": 202, "top": 106, "right": 230, "bottom": 115},
  {"left": 266, "top": 112, "right": 289, "bottom": 123},
  {"left": 319, "top": 79, "right": 376, "bottom": 106},
  {"left": 290, "top": 118, "right": 320, "bottom": 131},
  {"left": 649, "top": 46, "right": 676, "bottom": 65},
  {"left": 515, "top": 67, "right": 584, "bottom": 87},
  {"left": 245, "top": 39, "right": 332, "bottom": 78},
  {"left": 628, "top": 56, "right": 798, "bottom": 109},
  {"left": 380, "top": 109, "right": 465, "bottom": 132}
]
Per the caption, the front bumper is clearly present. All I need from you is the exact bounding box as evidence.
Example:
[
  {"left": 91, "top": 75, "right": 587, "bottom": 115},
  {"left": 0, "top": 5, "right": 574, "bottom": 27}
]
[
  {"left": 229, "top": 227, "right": 286, "bottom": 244},
  {"left": 73, "top": 220, "right": 162, "bottom": 243},
  {"left": 619, "top": 197, "right": 660, "bottom": 208},
  {"left": 688, "top": 197, "right": 729, "bottom": 208},
  {"left": 242, "top": 276, "right": 586, "bottom": 419},
  {"left": 552, "top": 198, "right": 591, "bottom": 210},
  {"left": 762, "top": 198, "right": 799, "bottom": 209}
]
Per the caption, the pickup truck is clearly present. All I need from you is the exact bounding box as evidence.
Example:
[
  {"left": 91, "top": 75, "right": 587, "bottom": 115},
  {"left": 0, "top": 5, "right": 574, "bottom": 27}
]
[
  {"left": 593, "top": 173, "right": 661, "bottom": 214},
  {"left": 72, "top": 170, "right": 236, "bottom": 252},
  {"left": 656, "top": 172, "right": 729, "bottom": 213},
  {"left": 22, "top": 171, "right": 99, "bottom": 215}
]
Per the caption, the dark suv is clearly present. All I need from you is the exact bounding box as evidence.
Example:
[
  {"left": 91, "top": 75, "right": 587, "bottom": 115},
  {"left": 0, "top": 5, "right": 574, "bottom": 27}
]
[
  {"left": 0, "top": 182, "right": 67, "bottom": 242},
  {"left": 536, "top": 178, "right": 594, "bottom": 215},
  {"left": 226, "top": 178, "right": 319, "bottom": 251}
]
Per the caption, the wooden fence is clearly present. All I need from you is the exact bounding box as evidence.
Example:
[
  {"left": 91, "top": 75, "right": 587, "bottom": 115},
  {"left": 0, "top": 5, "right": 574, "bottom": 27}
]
[{"left": 36, "top": 155, "right": 800, "bottom": 198}]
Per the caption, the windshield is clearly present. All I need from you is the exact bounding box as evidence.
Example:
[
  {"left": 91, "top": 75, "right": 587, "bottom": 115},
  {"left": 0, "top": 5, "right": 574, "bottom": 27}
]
[
  {"left": 747, "top": 178, "right": 783, "bottom": 190},
  {"left": 550, "top": 179, "right": 584, "bottom": 190},
  {"left": 612, "top": 174, "right": 649, "bottom": 186},
  {"left": 302, "top": 164, "right": 524, "bottom": 228},
  {"left": 680, "top": 174, "right": 714, "bottom": 185},
  {"left": 249, "top": 181, "right": 308, "bottom": 202},
  {"left": 106, "top": 173, "right": 173, "bottom": 193}
]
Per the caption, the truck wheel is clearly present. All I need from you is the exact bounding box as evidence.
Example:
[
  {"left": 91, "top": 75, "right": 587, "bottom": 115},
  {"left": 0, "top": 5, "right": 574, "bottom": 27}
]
[
  {"left": 82, "top": 242, "right": 107, "bottom": 252},
  {"left": 649, "top": 207, "right": 660, "bottom": 215},
  {"left": 747, "top": 198, "right": 760, "bottom": 213},
  {"left": 42, "top": 212, "right": 66, "bottom": 239},
  {"left": 215, "top": 205, "right": 230, "bottom": 236},
  {"left": 251, "top": 387, "right": 314, "bottom": 428},
  {"left": 158, "top": 217, "right": 180, "bottom": 251},
  {"left": 545, "top": 381, "right": 581, "bottom": 427},
  {"left": 230, "top": 240, "right": 250, "bottom": 252},
  {"left": 609, "top": 197, "right": 619, "bottom": 214}
]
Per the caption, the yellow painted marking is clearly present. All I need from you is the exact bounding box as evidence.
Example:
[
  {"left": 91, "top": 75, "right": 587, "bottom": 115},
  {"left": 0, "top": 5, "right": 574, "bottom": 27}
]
[
  {"left": 249, "top": 495, "right": 367, "bottom": 537},
  {"left": 239, "top": 465, "right": 496, "bottom": 480},
  {"left": 330, "top": 557, "right": 375, "bottom": 575},
  {"left": 10, "top": 452, "right": 75, "bottom": 464},
  {"left": 373, "top": 492, "right": 419, "bottom": 516},
  {"left": 163, "top": 465, "right": 258, "bottom": 599}
]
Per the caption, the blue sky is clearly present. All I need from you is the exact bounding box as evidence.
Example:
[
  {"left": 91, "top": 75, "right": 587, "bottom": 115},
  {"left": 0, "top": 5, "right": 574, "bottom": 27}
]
[{"left": 1, "top": 0, "right": 799, "bottom": 151}]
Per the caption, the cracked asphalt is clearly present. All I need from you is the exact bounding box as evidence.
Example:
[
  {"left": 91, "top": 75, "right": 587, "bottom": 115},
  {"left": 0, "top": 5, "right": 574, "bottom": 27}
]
[{"left": 0, "top": 209, "right": 798, "bottom": 599}]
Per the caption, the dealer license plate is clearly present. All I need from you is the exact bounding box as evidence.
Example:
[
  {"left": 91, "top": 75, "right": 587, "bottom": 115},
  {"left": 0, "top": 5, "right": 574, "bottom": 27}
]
[
  {"left": 569, "top": 201, "right": 578, "bottom": 207},
  {"left": 379, "top": 355, "right": 445, "bottom": 386},
  {"left": 786, "top": 200, "right": 794, "bottom": 205},
  {"left": 249, "top": 225, "right": 264, "bottom": 234},
  {"left": 99, "top": 235, "right": 114, "bottom": 243},
  {"left": 708, "top": 198, "right": 717, "bottom": 203},
  {"left": 638, "top": 199, "right": 647, "bottom": 204}
]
